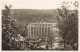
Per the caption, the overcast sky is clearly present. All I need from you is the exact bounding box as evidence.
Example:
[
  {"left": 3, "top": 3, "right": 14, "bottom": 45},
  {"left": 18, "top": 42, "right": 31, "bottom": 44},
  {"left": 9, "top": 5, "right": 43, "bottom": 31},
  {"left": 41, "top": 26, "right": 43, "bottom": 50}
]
[{"left": 1, "top": 0, "right": 78, "bottom": 9}]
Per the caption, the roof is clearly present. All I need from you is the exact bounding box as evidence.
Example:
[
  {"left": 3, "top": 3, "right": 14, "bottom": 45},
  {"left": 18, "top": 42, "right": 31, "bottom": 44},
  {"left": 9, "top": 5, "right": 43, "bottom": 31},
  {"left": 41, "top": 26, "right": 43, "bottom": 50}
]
[
  {"left": 15, "top": 34, "right": 25, "bottom": 41},
  {"left": 27, "top": 22, "right": 58, "bottom": 27}
]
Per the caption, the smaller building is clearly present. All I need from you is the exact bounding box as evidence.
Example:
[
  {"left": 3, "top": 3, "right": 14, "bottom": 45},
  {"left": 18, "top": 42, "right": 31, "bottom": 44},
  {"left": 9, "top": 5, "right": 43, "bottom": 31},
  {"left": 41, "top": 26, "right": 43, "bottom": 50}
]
[{"left": 15, "top": 34, "right": 26, "bottom": 50}]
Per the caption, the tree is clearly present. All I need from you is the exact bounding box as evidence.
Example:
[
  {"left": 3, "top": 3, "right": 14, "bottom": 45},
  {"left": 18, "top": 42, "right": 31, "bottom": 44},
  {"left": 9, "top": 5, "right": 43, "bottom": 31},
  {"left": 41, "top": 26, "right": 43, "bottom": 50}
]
[
  {"left": 2, "top": 5, "right": 19, "bottom": 50},
  {"left": 47, "top": 29, "right": 55, "bottom": 50},
  {"left": 2, "top": 5, "right": 12, "bottom": 50},
  {"left": 57, "top": 1, "right": 78, "bottom": 50}
]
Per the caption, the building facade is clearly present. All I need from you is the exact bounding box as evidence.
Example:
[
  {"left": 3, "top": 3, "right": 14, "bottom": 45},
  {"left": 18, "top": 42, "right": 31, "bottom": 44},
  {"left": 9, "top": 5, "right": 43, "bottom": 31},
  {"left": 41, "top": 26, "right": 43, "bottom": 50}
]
[{"left": 27, "top": 22, "right": 61, "bottom": 42}]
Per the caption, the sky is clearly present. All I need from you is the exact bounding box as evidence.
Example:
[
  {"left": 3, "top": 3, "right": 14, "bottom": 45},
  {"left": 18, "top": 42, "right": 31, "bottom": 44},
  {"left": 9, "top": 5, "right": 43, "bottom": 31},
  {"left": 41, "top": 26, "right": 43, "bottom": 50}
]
[{"left": 1, "top": 0, "right": 78, "bottom": 9}]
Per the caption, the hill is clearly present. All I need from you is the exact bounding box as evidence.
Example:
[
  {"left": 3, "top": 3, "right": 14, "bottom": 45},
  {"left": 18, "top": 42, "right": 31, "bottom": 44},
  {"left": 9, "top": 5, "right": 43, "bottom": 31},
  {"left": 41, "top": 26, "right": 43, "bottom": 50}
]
[{"left": 10, "top": 9, "right": 61, "bottom": 26}]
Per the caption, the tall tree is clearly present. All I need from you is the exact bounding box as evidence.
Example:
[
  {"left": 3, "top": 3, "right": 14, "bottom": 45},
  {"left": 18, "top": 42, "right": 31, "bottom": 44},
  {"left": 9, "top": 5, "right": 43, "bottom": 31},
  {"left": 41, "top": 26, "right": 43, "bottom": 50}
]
[
  {"left": 2, "top": 5, "right": 18, "bottom": 50},
  {"left": 2, "top": 5, "right": 12, "bottom": 50},
  {"left": 57, "top": 1, "right": 78, "bottom": 50}
]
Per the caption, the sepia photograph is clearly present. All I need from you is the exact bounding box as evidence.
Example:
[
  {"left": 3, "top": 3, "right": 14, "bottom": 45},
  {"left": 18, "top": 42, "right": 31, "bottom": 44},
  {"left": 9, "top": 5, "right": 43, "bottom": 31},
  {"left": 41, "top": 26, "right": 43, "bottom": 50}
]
[{"left": 1, "top": 0, "right": 79, "bottom": 51}]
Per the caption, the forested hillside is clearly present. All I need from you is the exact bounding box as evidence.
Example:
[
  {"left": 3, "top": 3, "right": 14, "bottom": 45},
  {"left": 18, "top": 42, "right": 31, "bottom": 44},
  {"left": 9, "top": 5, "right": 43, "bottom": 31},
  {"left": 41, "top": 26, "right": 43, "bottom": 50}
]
[{"left": 10, "top": 9, "right": 62, "bottom": 26}]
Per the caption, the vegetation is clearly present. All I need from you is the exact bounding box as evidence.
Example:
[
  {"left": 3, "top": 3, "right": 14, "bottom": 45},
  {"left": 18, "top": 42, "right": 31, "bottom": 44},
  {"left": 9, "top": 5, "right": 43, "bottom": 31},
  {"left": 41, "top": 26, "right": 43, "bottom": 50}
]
[
  {"left": 57, "top": 1, "right": 78, "bottom": 50},
  {"left": 2, "top": 5, "right": 27, "bottom": 50},
  {"left": 9, "top": 9, "right": 59, "bottom": 26}
]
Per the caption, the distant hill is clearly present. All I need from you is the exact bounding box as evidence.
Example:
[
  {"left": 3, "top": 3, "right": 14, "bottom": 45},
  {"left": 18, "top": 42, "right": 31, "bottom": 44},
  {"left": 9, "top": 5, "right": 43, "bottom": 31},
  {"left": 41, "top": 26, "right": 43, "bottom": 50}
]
[{"left": 10, "top": 9, "right": 62, "bottom": 26}]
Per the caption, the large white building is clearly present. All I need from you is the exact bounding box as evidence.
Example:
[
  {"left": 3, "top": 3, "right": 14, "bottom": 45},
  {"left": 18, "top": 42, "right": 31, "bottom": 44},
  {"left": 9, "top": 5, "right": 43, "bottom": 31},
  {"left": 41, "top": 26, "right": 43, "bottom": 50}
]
[{"left": 27, "top": 22, "right": 61, "bottom": 42}]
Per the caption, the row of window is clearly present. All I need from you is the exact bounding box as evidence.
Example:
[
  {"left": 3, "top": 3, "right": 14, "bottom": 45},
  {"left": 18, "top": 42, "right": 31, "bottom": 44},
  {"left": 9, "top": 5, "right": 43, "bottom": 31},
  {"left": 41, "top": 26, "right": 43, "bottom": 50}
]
[
  {"left": 28, "top": 27, "right": 52, "bottom": 35},
  {"left": 29, "top": 24, "right": 54, "bottom": 26}
]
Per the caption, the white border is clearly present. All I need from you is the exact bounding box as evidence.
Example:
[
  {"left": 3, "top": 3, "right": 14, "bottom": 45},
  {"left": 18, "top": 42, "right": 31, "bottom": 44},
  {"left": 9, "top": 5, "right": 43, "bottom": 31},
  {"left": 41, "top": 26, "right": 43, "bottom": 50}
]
[{"left": 0, "top": 0, "right": 80, "bottom": 52}]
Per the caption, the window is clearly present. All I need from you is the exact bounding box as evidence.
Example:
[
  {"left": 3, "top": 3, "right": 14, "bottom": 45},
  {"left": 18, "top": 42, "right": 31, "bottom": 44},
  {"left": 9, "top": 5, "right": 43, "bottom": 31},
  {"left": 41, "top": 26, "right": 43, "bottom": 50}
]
[
  {"left": 34, "top": 27, "right": 36, "bottom": 34},
  {"left": 31, "top": 27, "right": 33, "bottom": 34},
  {"left": 42, "top": 27, "right": 44, "bottom": 35},
  {"left": 39, "top": 27, "right": 41, "bottom": 34}
]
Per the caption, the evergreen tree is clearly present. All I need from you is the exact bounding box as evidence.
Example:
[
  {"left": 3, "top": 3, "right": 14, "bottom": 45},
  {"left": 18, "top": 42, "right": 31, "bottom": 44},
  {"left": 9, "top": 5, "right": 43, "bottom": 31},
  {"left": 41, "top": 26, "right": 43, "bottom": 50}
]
[
  {"left": 2, "top": 5, "right": 18, "bottom": 50},
  {"left": 2, "top": 5, "right": 12, "bottom": 50}
]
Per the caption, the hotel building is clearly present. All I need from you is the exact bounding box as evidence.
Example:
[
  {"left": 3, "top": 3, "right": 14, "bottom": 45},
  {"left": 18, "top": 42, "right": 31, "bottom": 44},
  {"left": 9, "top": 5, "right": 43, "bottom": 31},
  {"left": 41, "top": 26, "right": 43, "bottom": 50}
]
[{"left": 27, "top": 22, "right": 61, "bottom": 42}]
